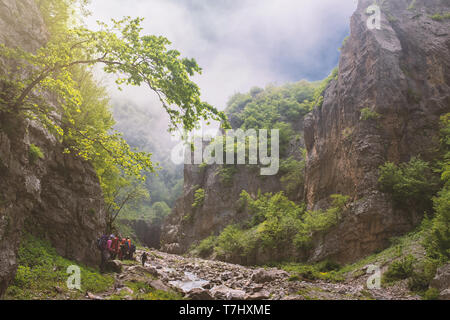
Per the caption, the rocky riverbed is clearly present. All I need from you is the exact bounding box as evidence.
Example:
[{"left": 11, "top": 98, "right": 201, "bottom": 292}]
[{"left": 87, "top": 249, "right": 422, "bottom": 300}]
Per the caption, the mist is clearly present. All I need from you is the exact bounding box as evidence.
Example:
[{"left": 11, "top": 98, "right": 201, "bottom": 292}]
[{"left": 85, "top": 0, "right": 358, "bottom": 142}]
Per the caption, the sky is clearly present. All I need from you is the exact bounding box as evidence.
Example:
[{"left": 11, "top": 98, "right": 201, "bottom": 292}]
[{"left": 86, "top": 0, "right": 358, "bottom": 113}]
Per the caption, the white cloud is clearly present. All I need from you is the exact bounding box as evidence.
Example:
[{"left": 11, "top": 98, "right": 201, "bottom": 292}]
[{"left": 85, "top": 0, "right": 357, "bottom": 114}]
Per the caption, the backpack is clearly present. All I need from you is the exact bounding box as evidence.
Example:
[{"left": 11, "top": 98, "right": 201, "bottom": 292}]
[{"left": 97, "top": 235, "right": 108, "bottom": 250}]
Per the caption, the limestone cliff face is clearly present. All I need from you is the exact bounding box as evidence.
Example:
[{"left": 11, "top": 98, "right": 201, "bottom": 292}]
[
  {"left": 304, "top": 0, "right": 450, "bottom": 262},
  {"left": 0, "top": 0, "right": 107, "bottom": 296},
  {"left": 162, "top": 0, "right": 450, "bottom": 264},
  {"left": 161, "top": 119, "right": 305, "bottom": 258},
  {"left": 161, "top": 163, "right": 284, "bottom": 256}
]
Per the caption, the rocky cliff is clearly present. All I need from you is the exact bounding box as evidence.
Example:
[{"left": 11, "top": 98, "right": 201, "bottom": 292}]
[
  {"left": 303, "top": 0, "right": 449, "bottom": 263},
  {"left": 161, "top": 0, "right": 450, "bottom": 264},
  {"left": 0, "top": 0, "right": 107, "bottom": 297}
]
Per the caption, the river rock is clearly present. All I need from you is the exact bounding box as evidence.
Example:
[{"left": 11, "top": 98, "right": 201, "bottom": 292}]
[
  {"left": 106, "top": 260, "right": 123, "bottom": 273},
  {"left": 251, "top": 269, "right": 287, "bottom": 283},
  {"left": 210, "top": 285, "right": 246, "bottom": 300},
  {"left": 245, "top": 290, "right": 270, "bottom": 300},
  {"left": 430, "top": 264, "right": 450, "bottom": 299},
  {"left": 186, "top": 288, "right": 213, "bottom": 300},
  {"left": 148, "top": 279, "right": 170, "bottom": 292}
]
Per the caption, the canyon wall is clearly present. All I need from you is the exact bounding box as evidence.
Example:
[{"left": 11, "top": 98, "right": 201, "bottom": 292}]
[
  {"left": 0, "top": 0, "right": 107, "bottom": 296},
  {"left": 161, "top": 0, "right": 450, "bottom": 264}
]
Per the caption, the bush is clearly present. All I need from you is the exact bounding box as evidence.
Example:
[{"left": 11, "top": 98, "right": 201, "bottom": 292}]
[
  {"left": 425, "top": 113, "right": 450, "bottom": 261},
  {"left": 360, "top": 107, "right": 381, "bottom": 121},
  {"left": 378, "top": 158, "right": 439, "bottom": 207},
  {"left": 383, "top": 255, "right": 415, "bottom": 283},
  {"left": 426, "top": 188, "right": 450, "bottom": 260},
  {"left": 280, "top": 156, "right": 306, "bottom": 199},
  {"left": 192, "top": 188, "right": 205, "bottom": 209},
  {"left": 218, "top": 165, "right": 238, "bottom": 187},
  {"left": 408, "top": 272, "right": 430, "bottom": 292},
  {"left": 277, "top": 262, "right": 344, "bottom": 283},
  {"left": 423, "top": 288, "right": 440, "bottom": 300},
  {"left": 430, "top": 12, "right": 450, "bottom": 21},
  {"left": 214, "top": 225, "right": 257, "bottom": 258},
  {"left": 211, "top": 191, "right": 349, "bottom": 259},
  {"left": 29, "top": 144, "right": 44, "bottom": 163},
  {"left": 193, "top": 235, "right": 217, "bottom": 258}
]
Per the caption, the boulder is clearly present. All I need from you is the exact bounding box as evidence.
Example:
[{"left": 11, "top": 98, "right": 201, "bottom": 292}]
[
  {"left": 430, "top": 264, "right": 450, "bottom": 292},
  {"left": 116, "top": 287, "right": 134, "bottom": 295},
  {"left": 86, "top": 292, "right": 104, "bottom": 300},
  {"left": 186, "top": 288, "right": 213, "bottom": 300},
  {"left": 251, "top": 268, "right": 287, "bottom": 283},
  {"left": 210, "top": 285, "right": 246, "bottom": 300},
  {"left": 105, "top": 260, "right": 123, "bottom": 273},
  {"left": 438, "top": 289, "right": 450, "bottom": 300},
  {"left": 147, "top": 279, "right": 170, "bottom": 292},
  {"left": 430, "top": 264, "right": 450, "bottom": 300},
  {"left": 245, "top": 290, "right": 270, "bottom": 300}
]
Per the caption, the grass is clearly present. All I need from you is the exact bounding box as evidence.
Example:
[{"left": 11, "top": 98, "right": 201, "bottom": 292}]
[
  {"left": 5, "top": 234, "right": 184, "bottom": 300},
  {"left": 360, "top": 107, "right": 381, "bottom": 121},
  {"left": 5, "top": 234, "right": 114, "bottom": 300},
  {"left": 270, "top": 260, "right": 344, "bottom": 283},
  {"left": 271, "top": 224, "right": 429, "bottom": 287},
  {"left": 29, "top": 144, "right": 44, "bottom": 163},
  {"left": 382, "top": 254, "right": 415, "bottom": 283},
  {"left": 108, "top": 280, "right": 183, "bottom": 300},
  {"left": 430, "top": 12, "right": 450, "bottom": 21}
]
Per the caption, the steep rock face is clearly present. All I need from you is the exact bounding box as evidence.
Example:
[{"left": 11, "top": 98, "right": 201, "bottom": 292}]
[
  {"left": 161, "top": 163, "right": 283, "bottom": 255},
  {"left": 161, "top": 117, "right": 305, "bottom": 257},
  {"left": 162, "top": 0, "right": 449, "bottom": 265},
  {"left": 304, "top": 0, "right": 450, "bottom": 263},
  {"left": 0, "top": 0, "right": 107, "bottom": 296}
]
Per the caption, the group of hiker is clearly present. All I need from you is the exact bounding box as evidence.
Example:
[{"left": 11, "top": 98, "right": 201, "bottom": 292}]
[{"left": 98, "top": 234, "right": 136, "bottom": 265}]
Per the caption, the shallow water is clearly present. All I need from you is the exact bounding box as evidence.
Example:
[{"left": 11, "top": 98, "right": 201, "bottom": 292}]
[{"left": 168, "top": 271, "right": 210, "bottom": 293}]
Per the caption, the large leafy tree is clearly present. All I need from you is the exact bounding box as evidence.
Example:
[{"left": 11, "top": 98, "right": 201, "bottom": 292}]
[
  {"left": 0, "top": 1, "right": 229, "bottom": 232},
  {"left": 0, "top": 16, "right": 228, "bottom": 178}
]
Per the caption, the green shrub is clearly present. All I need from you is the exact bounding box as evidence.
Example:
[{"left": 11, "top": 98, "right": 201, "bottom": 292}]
[
  {"left": 423, "top": 288, "right": 440, "bottom": 300},
  {"left": 277, "top": 262, "right": 344, "bottom": 283},
  {"left": 378, "top": 158, "right": 439, "bottom": 207},
  {"left": 193, "top": 235, "right": 218, "bottom": 258},
  {"left": 192, "top": 188, "right": 205, "bottom": 209},
  {"left": 280, "top": 156, "right": 306, "bottom": 199},
  {"left": 408, "top": 272, "right": 430, "bottom": 292},
  {"left": 360, "top": 107, "right": 381, "bottom": 121},
  {"left": 214, "top": 225, "right": 257, "bottom": 258},
  {"left": 425, "top": 113, "right": 450, "bottom": 261},
  {"left": 430, "top": 12, "right": 450, "bottom": 21},
  {"left": 213, "top": 191, "right": 349, "bottom": 258},
  {"left": 218, "top": 165, "right": 238, "bottom": 187},
  {"left": 383, "top": 255, "right": 415, "bottom": 283},
  {"left": 29, "top": 144, "right": 44, "bottom": 163}
]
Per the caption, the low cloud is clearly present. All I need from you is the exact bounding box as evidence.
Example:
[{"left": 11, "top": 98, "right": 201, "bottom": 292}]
[{"left": 86, "top": 0, "right": 357, "bottom": 126}]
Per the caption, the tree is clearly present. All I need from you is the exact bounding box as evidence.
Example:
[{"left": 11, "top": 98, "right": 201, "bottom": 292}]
[
  {"left": 105, "top": 177, "right": 149, "bottom": 232},
  {"left": 0, "top": 16, "right": 229, "bottom": 180}
]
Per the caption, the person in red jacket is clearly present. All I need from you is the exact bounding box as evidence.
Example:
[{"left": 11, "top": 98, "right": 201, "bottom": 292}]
[{"left": 110, "top": 236, "right": 119, "bottom": 260}]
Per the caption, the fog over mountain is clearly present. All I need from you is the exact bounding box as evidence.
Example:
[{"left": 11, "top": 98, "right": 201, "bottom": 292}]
[{"left": 86, "top": 0, "right": 357, "bottom": 118}]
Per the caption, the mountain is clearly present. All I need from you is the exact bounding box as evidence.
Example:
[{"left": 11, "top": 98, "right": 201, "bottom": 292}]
[{"left": 161, "top": 0, "right": 450, "bottom": 265}]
